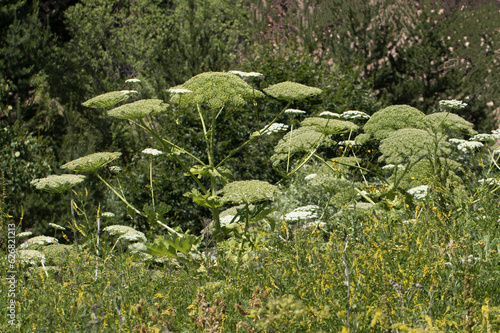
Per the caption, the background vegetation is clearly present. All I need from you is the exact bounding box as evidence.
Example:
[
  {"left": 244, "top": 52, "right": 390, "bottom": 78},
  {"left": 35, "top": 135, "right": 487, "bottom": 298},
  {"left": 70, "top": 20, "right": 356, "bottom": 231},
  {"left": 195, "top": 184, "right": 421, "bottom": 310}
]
[{"left": 1, "top": 0, "right": 500, "bottom": 331}]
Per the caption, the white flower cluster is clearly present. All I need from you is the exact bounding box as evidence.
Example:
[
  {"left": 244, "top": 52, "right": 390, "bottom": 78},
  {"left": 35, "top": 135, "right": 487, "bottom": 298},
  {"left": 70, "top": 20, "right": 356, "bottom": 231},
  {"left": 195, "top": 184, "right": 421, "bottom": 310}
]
[
  {"left": 284, "top": 205, "right": 319, "bottom": 222},
  {"left": 125, "top": 78, "right": 141, "bottom": 83},
  {"left": 449, "top": 138, "right": 484, "bottom": 152},
  {"left": 470, "top": 129, "right": 500, "bottom": 142},
  {"left": 340, "top": 110, "right": 370, "bottom": 120},
  {"left": 101, "top": 212, "right": 115, "bottom": 218},
  {"left": 103, "top": 225, "right": 147, "bottom": 243},
  {"left": 168, "top": 88, "right": 193, "bottom": 94},
  {"left": 220, "top": 214, "right": 240, "bottom": 226},
  {"left": 260, "top": 123, "right": 289, "bottom": 135},
  {"left": 478, "top": 178, "right": 500, "bottom": 186},
  {"left": 407, "top": 185, "right": 429, "bottom": 200},
  {"left": 382, "top": 164, "right": 404, "bottom": 170},
  {"left": 285, "top": 109, "right": 306, "bottom": 115},
  {"left": 16, "top": 231, "right": 33, "bottom": 238},
  {"left": 338, "top": 140, "right": 360, "bottom": 146},
  {"left": 48, "top": 223, "right": 66, "bottom": 230},
  {"left": 142, "top": 148, "right": 164, "bottom": 156},
  {"left": 460, "top": 255, "right": 482, "bottom": 263},
  {"left": 120, "top": 90, "right": 138, "bottom": 95},
  {"left": 439, "top": 99, "right": 467, "bottom": 109},
  {"left": 19, "top": 236, "right": 59, "bottom": 249},
  {"left": 319, "top": 111, "right": 340, "bottom": 118},
  {"left": 228, "top": 70, "right": 263, "bottom": 77},
  {"left": 304, "top": 173, "right": 317, "bottom": 181},
  {"left": 18, "top": 250, "right": 46, "bottom": 265},
  {"left": 109, "top": 166, "right": 122, "bottom": 173},
  {"left": 31, "top": 174, "right": 86, "bottom": 193},
  {"left": 302, "top": 221, "right": 326, "bottom": 229}
]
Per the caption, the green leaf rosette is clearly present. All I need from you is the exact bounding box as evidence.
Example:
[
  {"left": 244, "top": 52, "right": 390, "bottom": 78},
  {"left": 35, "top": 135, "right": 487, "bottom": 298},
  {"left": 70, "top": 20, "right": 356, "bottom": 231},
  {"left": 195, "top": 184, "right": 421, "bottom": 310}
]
[
  {"left": 61, "top": 152, "right": 121, "bottom": 173},
  {"left": 107, "top": 99, "right": 167, "bottom": 120},
  {"left": 264, "top": 81, "right": 322, "bottom": 101}
]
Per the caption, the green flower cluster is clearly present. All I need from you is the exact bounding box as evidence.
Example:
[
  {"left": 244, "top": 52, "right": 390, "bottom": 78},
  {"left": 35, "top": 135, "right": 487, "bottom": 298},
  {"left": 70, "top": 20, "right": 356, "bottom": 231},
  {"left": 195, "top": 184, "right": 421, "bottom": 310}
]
[
  {"left": 221, "top": 180, "right": 278, "bottom": 204},
  {"left": 300, "top": 117, "right": 358, "bottom": 136},
  {"left": 30, "top": 174, "right": 86, "bottom": 193},
  {"left": 82, "top": 91, "right": 131, "bottom": 109},
  {"left": 263, "top": 81, "right": 322, "bottom": 101},
  {"left": 271, "top": 127, "right": 333, "bottom": 166},
  {"left": 379, "top": 128, "right": 449, "bottom": 165},
  {"left": 170, "top": 72, "right": 264, "bottom": 109},
  {"left": 61, "top": 152, "right": 121, "bottom": 173},
  {"left": 363, "top": 105, "right": 427, "bottom": 140},
  {"left": 425, "top": 112, "right": 476, "bottom": 136},
  {"left": 107, "top": 99, "right": 167, "bottom": 120}
]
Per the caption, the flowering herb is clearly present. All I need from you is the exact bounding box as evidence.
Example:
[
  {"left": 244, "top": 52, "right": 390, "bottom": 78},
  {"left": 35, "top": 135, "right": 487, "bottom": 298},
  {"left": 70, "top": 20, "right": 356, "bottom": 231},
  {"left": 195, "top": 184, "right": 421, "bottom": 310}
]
[{"left": 31, "top": 174, "right": 85, "bottom": 193}]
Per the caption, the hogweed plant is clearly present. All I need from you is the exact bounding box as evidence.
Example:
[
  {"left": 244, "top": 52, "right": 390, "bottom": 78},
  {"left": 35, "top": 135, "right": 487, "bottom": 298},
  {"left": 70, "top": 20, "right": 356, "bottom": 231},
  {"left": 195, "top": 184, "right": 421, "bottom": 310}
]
[{"left": 13, "top": 77, "right": 500, "bottom": 331}]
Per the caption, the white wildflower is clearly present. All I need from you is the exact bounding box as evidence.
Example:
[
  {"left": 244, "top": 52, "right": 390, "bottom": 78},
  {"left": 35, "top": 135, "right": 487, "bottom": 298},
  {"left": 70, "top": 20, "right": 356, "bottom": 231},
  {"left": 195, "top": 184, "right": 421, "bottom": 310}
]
[
  {"left": 120, "top": 90, "right": 139, "bottom": 94},
  {"left": 128, "top": 242, "right": 147, "bottom": 253},
  {"left": 260, "top": 123, "right": 289, "bottom": 135},
  {"left": 285, "top": 109, "right": 306, "bottom": 115},
  {"left": 48, "top": 223, "right": 66, "bottom": 230},
  {"left": 31, "top": 174, "right": 85, "bottom": 193},
  {"left": 478, "top": 178, "right": 500, "bottom": 186},
  {"left": 340, "top": 110, "right": 370, "bottom": 120},
  {"left": 109, "top": 166, "right": 122, "bottom": 173},
  {"left": 18, "top": 250, "right": 46, "bottom": 265},
  {"left": 118, "top": 232, "right": 147, "bottom": 243},
  {"left": 449, "top": 138, "right": 483, "bottom": 152},
  {"left": 220, "top": 215, "right": 240, "bottom": 226},
  {"left": 284, "top": 205, "right": 319, "bottom": 222},
  {"left": 20, "top": 236, "right": 58, "bottom": 249},
  {"left": 229, "top": 70, "right": 263, "bottom": 77},
  {"left": 104, "top": 225, "right": 146, "bottom": 242},
  {"left": 439, "top": 99, "right": 467, "bottom": 109},
  {"left": 302, "top": 221, "right": 326, "bottom": 229},
  {"left": 407, "top": 185, "right": 429, "bottom": 200},
  {"left": 449, "top": 138, "right": 467, "bottom": 144},
  {"left": 142, "top": 148, "right": 164, "bottom": 156},
  {"left": 319, "top": 111, "right": 340, "bottom": 118},
  {"left": 168, "top": 88, "right": 193, "bottom": 94},
  {"left": 101, "top": 212, "right": 115, "bottom": 218},
  {"left": 382, "top": 164, "right": 404, "bottom": 170},
  {"left": 470, "top": 133, "right": 500, "bottom": 142},
  {"left": 17, "top": 231, "right": 33, "bottom": 238},
  {"left": 125, "top": 78, "right": 141, "bottom": 83},
  {"left": 338, "top": 140, "right": 358, "bottom": 146},
  {"left": 458, "top": 141, "right": 483, "bottom": 152},
  {"left": 304, "top": 173, "right": 317, "bottom": 181}
]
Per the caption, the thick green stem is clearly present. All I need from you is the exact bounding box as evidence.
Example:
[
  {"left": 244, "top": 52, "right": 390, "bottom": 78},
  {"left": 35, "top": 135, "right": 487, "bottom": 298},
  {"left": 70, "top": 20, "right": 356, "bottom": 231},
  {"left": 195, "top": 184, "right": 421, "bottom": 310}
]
[
  {"left": 209, "top": 107, "right": 221, "bottom": 231},
  {"left": 149, "top": 158, "right": 155, "bottom": 211}
]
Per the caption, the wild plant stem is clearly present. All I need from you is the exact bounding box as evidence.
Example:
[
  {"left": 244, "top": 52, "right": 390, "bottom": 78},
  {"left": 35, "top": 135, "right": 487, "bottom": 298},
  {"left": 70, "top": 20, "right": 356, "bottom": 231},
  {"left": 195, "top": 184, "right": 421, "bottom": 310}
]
[{"left": 95, "top": 173, "right": 143, "bottom": 216}]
